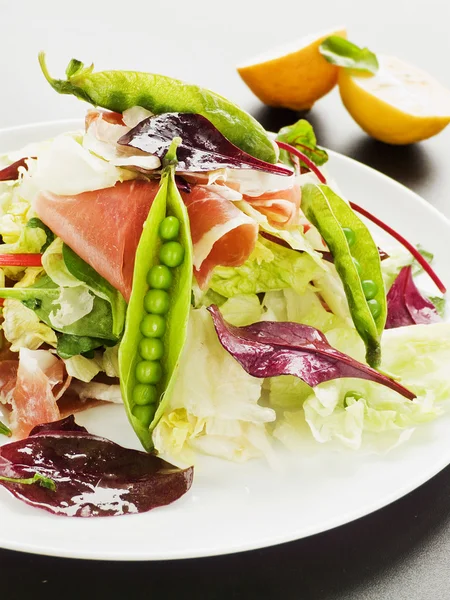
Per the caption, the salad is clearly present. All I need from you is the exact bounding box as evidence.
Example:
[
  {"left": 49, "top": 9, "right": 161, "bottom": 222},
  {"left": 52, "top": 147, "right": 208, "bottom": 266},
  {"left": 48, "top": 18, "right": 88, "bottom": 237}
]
[{"left": 0, "top": 54, "right": 448, "bottom": 517}]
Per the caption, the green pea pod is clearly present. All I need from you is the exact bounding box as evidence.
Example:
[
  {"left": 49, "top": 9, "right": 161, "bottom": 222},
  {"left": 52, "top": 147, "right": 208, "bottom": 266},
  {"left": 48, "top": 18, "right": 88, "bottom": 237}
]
[
  {"left": 118, "top": 147, "right": 193, "bottom": 451},
  {"left": 38, "top": 52, "right": 277, "bottom": 165},
  {"left": 301, "top": 184, "right": 386, "bottom": 367}
]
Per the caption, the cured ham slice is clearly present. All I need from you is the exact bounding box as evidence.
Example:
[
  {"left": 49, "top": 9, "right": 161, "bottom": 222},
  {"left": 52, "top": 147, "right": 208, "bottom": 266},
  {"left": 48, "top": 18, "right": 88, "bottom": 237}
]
[
  {"left": 35, "top": 180, "right": 258, "bottom": 294},
  {"left": 243, "top": 185, "right": 301, "bottom": 227},
  {"left": 35, "top": 180, "right": 159, "bottom": 302},
  {"left": 182, "top": 186, "right": 258, "bottom": 287},
  {"left": 11, "top": 350, "right": 63, "bottom": 438},
  {"left": 0, "top": 361, "right": 18, "bottom": 405}
]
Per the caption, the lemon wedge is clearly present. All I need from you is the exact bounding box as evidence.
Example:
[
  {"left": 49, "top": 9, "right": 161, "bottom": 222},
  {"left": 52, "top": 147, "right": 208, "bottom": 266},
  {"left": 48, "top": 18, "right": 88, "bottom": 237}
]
[
  {"left": 237, "top": 27, "right": 347, "bottom": 111},
  {"left": 339, "top": 55, "right": 450, "bottom": 144}
]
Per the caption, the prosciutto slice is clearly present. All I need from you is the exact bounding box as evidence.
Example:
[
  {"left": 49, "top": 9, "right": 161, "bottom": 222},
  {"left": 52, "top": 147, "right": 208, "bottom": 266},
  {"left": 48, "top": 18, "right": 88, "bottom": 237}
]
[
  {"left": 10, "top": 350, "right": 63, "bottom": 438},
  {"left": 182, "top": 186, "right": 258, "bottom": 287},
  {"left": 243, "top": 185, "right": 301, "bottom": 227},
  {"left": 35, "top": 180, "right": 159, "bottom": 302},
  {"left": 35, "top": 180, "right": 258, "bottom": 294}
]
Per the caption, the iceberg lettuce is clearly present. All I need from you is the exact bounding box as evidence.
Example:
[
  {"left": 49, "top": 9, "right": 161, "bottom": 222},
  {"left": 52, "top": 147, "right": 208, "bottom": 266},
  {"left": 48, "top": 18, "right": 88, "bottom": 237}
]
[
  {"left": 153, "top": 307, "right": 274, "bottom": 464},
  {"left": 209, "top": 237, "right": 323, "bottom": 298},
  {"left": 273, "top": 323, "right": 450, "bottom": 451}
]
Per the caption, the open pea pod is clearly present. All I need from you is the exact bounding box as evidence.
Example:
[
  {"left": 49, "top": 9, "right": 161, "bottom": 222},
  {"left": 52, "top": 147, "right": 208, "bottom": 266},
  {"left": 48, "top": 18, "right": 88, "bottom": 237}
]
[
  {"left": 118, "top": 147, "right": 193, "bottom": 451},
  {"left": 301, "top": 184, "right": 386, "bottom": 367},
  {"left": 38, "top": 53, "right": 277, "bottom": 165}
]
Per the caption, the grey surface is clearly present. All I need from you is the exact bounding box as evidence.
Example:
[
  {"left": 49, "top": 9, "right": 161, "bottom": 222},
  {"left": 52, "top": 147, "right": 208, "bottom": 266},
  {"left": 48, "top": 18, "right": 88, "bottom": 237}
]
[{"left": 1, "top": 1, "right": 450, "bottom": 598}]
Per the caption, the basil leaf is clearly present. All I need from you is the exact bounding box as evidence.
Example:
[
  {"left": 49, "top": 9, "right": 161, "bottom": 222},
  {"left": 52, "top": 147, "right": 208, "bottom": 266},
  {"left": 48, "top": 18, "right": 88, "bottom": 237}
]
[
  {"left": 62, "top": 244, "right": 126, "bottom": 338},
  {"left": 319, "top": 36, "right": 379, "bottom": 75},
  {"left": 276, "top": 119, "right": 328, "bottom": 168}
]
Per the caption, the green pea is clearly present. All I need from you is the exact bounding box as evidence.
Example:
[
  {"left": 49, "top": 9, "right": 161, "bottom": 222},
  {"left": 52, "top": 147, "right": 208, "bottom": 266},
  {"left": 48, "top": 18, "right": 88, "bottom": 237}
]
[
  {"left": 133, "top": 383, "right": 157, "bottom": 406},
  {"left": 343, "top": 227, "right": 356, "bottom": 247},
  {"left": 159, "top": 216, "right": 180, "bottom": 241},
  {"left": 140, "top": 314, "right": 166, "bottom": 338},
  {"left": 139, "top": 337, "right": 164, "bottom": 361},
  {"left": 147, "top": 264, "right": 173, "bottom": 290},
  {"left": 132, "top": 404, "right": 156, "bottom": 427},
  {"left": 136, "top": 360, "right": 163, "bottom": 384},
  {"left": 159, "top": 241, "right": 184, "bottom": 268},
  {"left": 368, "top": 299, "right": 381, "bottom": 319},
  {"left": 352, "top": 257, "right": 362, "bottom": 275},
  {"left": 362, "top": 279, "right": 378, "bottom": 300},
  {"left": 144, "top": 289, "right": 170, "bottom": 315},
  {"left": 343, "top": 390, "right": 363, "bottom": 407}
]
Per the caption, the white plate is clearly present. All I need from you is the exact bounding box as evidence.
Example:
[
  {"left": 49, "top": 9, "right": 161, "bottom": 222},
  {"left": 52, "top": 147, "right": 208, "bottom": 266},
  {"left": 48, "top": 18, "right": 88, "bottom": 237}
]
[{"left": 0, "top": 120, "right": 449, "bottom": 561}]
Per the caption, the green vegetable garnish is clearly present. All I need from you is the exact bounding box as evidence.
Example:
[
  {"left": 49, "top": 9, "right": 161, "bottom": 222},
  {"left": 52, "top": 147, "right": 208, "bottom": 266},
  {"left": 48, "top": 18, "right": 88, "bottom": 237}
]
[
  {"left": 0, "top": 472, "right": 56, "bottom": 491},
  {"left": 0, "top": 421, "right": 12, "bottom": 437},
  {"left": 301, "top": 184, "right": 387, "bottom": 367},
  {"left": 38, "top": 52, "right": 277, "bottom": 164},
  {"left": 276, "top": 119, "right": 328, "bottom": 169},
  {"left": 119, "top": 139, "right": 193, "bottom": 451},
  {"left": 319, "top": 36, "right": 379, "bottom": 75}
]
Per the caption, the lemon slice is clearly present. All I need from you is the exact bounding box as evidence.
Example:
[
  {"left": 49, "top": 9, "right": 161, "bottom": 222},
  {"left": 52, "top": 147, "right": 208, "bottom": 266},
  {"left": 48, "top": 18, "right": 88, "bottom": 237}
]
[
  {"left": 339, "top": 55, "right": 450, "bottom": 144},
  {"left": 237, "top": 27, "right": 347, "bottom": 111}
]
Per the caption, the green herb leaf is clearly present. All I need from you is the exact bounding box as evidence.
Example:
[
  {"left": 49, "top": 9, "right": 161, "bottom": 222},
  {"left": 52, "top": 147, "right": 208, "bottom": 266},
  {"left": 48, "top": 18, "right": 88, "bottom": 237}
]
[
  {"left": 428, "top": 295, "right": 446, "bottom": 318},
  {"left": 302, "top": 184, "right": 386, "bottom": 367},
  {"left": 62, "top": 245, "right": 126, "bottom": 338},
  {"left": 276, "top": 120, "right": 328, "bottom": 168},
  {"left": 57, "top": 333, "right": 115, "bottom": 359},
  {"left": 319, "top": 36, "right": 379, "bottom": 75},
  {"left": 0, "top": 472, "right": 56, "bottom": 491},
  {"left": 0, "top": 421, "right": 11, "bottom": 437},
  {"left": 0, "top": 275, "right": 118, "bottom": 341}
]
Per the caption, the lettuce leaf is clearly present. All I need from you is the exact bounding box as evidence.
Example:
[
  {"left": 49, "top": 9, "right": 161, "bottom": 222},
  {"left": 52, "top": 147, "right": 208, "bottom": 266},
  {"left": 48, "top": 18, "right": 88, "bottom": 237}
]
[
  {"left": 209, "top": 237, "right": 322, "bottom": 298},
  {"left": 273, "top": 323, "right": 450, "bottom": 451},
  {"left": 152, "top": 307, "right": 274, "bottom": 464},
  {"left": 2, "top": 299, "right": 57, "bottom": 351},
  {"left": 220, "top": 294, "right": 262, "bottom": 326}
]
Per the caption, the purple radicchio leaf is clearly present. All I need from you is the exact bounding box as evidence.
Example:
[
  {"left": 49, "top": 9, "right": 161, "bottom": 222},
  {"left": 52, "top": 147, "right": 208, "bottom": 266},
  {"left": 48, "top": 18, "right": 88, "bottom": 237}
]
[
  {"left": 386, "top": 266, "right": 442, "bottom": 329},
  {"left": 0, "top": 157, "right": 34, "bottom": 182},
  {"left": 117, "top": 112, "right": 292, "bottom": 176},
  {"left": 0, "top": 415, "right": 193, "bottom": 517},
  {"left": 207, "top": 305, "right": 415, "bottom": 400}
]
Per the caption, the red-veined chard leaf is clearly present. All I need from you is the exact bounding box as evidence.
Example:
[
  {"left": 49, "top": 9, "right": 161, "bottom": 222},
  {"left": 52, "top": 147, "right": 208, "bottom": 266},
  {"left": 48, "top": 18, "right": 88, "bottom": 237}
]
[
  {"left": 117, "top": 112, "right": 292, "bottom": 175},
  {"left": 386, "top": 266, "right": 442, "bottom": 329},
  {"left": 0, "top": 415, "right": 193, "bottom": 517},
  {"left": 207, "top": 305, "right": 415, "bottom": 400}
]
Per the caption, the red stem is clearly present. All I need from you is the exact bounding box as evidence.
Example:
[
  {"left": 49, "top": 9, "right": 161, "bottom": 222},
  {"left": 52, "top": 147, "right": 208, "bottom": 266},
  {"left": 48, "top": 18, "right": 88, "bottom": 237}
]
[
  {"left": 0, "top": 254, "right": 43, "bottom": 267},
  {"left": 276, "top": 141, "right": 327, "bottom": 184},
  {"left": 350, "top": 202, "right": 446, "bottom": 294}
]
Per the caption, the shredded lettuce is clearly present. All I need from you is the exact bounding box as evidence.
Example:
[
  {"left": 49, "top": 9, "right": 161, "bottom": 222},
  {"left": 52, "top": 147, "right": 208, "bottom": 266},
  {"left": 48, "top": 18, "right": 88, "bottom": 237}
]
[
  {"left": 153, "top": 307, "right": 274, "bottom": 463},
  {"left": 2, "top": 299, "right": 57, "bottom": 351}
]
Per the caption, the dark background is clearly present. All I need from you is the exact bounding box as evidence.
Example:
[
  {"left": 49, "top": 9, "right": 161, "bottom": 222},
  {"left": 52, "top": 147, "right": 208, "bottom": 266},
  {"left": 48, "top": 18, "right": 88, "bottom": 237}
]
[{"left": 2, "top": 1, "right": 450, "bottom": 598}]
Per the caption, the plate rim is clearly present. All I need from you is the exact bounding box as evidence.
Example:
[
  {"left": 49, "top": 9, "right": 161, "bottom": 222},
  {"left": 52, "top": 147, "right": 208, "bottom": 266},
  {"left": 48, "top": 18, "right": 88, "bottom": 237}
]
[{"left": 0, "top": 119, "right": 449, "bottom": 561}]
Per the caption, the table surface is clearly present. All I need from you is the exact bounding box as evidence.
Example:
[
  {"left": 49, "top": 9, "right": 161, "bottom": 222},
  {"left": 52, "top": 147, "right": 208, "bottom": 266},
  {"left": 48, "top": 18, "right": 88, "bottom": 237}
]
[{"left": 2, "top": 1, "right": 450, "bottom": 598}]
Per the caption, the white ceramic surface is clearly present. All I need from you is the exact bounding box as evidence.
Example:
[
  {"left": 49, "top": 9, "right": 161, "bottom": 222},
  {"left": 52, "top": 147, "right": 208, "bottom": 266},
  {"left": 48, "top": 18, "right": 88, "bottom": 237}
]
[{"left": 0, "top": 121, "right": 449, "bottom": 561}]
